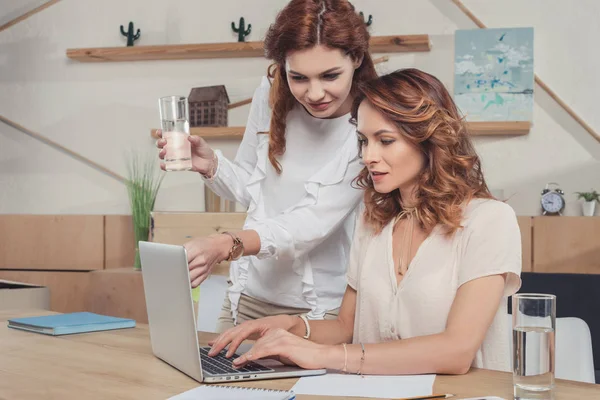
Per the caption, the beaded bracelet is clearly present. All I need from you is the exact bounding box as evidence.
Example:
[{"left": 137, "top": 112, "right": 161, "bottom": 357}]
[
  {"left": 201, "top": 152, "right": 218, "bottom": 182},
  {"left": 357, "top": 342, "right": 365, "bottom": 376}
]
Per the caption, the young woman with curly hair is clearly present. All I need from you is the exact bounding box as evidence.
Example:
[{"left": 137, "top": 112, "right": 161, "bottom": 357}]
[
  {"left": 156, "top": 0, "right": 377, "bottom": 332},
  {"left": 209, "top": 69, "right": 522, "bottom": 374}
]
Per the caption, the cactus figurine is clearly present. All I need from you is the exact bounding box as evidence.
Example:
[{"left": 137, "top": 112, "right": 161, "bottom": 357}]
[
  {"left": 359, "top": 12, "right": 373, "bottom": 27},
  {"left": 120, "top": 21, "right": 141, "bottom": 46},
  {"left": 231, "top": 17, "right": 252, "bottom": 42}
]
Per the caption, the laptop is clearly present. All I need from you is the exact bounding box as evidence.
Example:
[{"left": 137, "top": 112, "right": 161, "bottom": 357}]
[{"left": 138, "top": 240, "right": 327, "bottom": 383}]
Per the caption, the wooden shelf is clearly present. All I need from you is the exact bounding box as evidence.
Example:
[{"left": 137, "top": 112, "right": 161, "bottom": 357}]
[
  {"left": 151, "top": 121, "right": 530, "bottom": 140},
  {"left": 369, "top": 35, "right": 430, "bottom": 53},
  {"left": 151, "top": 127, "right": 245, "bottom": 139},
  {"left": 67, "top": 35, "right": 430, "bottom": 62},
  {"left": 467, "top": 121, "right": 531, "bottom": 136}
]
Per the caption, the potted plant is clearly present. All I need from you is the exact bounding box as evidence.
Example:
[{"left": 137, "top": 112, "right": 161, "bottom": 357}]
[
  {"left": 126, "top": 152, "right": 165, "bottom": 269},
  {"left": 575, "top": 189, "right": 599, "bottom": 216}
]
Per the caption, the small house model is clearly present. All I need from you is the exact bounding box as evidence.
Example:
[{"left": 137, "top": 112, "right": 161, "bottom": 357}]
[{"left": 188, "top": 85, "right": 230, "bottom": 127}]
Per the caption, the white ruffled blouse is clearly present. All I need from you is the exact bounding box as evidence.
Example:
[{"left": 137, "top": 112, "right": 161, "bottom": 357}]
[{"left": 204, "top": 77, "right": 363, "bottom": 322}]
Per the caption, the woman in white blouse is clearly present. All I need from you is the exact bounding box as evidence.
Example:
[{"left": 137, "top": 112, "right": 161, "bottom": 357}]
[
  {"left": 208, "top": 69, "right": 522, "bottom": 374},
  {"left": 156, "top": 0, "right": 378, "bottom": 331}
]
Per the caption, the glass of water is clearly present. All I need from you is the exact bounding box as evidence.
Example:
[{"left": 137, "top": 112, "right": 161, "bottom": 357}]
[
  {"left": 159, "top": 96, "right": 193, "bottom": 171},
  {"left": 512, "top": 293, "right": 556, "bottom": 399}
]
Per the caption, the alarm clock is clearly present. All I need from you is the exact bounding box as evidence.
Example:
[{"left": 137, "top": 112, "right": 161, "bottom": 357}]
[{"left": 541, "top": 182, "right": 565, "bottom": 216}]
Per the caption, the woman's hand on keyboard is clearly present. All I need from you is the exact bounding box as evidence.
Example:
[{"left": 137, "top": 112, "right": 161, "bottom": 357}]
[
  {"left": 208, "top": 315, "right": 298, "bottom": 358},
  {"left": 232, "top": 328, "right": 334, "bottom": 370}
]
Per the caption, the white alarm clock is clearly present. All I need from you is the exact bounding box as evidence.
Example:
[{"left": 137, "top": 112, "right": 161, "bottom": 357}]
[{"left": 541, "top": 182, "right": 565, "bottom": 216}]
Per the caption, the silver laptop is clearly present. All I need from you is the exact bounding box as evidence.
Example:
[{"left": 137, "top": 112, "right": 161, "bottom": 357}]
[{"left": 139, "top": 241, "right": 327, "bottom": 383}]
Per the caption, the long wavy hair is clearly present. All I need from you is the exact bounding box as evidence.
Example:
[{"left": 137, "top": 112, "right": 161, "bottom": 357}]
[
  {"left": 263, "top": 0, "right": 377, "bottom": 173},
  {"left": 351, "top": 69, "right": 492, "bottom": 235}
]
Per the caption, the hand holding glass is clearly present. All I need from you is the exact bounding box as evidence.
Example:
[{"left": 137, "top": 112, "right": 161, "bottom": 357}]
[{"left": 158, "top": 96, "right": 193, "bottom": 172}]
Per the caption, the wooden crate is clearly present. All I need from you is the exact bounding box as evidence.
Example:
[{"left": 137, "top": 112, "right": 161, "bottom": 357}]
[{"left": 533, "top": 216, "right": 600, "bottom": 274}]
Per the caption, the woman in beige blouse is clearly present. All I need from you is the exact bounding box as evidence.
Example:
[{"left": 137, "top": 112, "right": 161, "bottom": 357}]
[{"left": 208, "top": 68, "right": 522, "bottom": 375}]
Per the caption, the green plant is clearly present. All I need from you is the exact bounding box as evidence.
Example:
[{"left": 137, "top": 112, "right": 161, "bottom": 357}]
[
  {"left": 231, "top": 17, "right": 251, "bottom": 42},
  {"left": 120, "top": 22, "right": 141, "bottom": 46},
  {"left": 575, "top": 190, "right": 600, "bottom": 202},
  {"left": 126, "top": 152, "right": 164, "bottom": 269}
]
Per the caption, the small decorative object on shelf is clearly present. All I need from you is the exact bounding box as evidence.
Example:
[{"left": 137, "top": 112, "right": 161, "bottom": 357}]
[
  {"left": 120, "top": 21, "right": 141, "bottom": 46},
  {"left": 359, "top": 12, "right": 373, "bottom": 27},
  {"left": 231, "top": 17, "right": 252, "bottom": 42},
  {"left": 575, "top": 189, "right": 599, "bottom": 216},
  {"left": 188, "top": 85, "right": 230, "bottom": 127},
  {"left": 541, "top": 182, "right": 565, "bottom": 216}
]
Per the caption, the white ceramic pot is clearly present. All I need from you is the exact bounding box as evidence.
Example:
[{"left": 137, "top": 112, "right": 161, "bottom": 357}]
[{"left": 582, "top": 201, "right": 596, "bottom": 216}]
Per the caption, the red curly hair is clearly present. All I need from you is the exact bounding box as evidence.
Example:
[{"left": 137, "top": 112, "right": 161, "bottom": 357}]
[
  {"left": 350, "top": 69, "right": 492, "bottom": 235},
  {"left": 263, "top": 0, "right": 377, "bottom": 173}
]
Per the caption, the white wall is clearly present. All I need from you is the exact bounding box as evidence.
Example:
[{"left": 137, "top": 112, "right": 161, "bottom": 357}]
[
  {"left": 1, "top": 0, "right": 598, "bottom": 216},
  {"left": 0, "top": 0, "right": 48, "bottom": 27}
]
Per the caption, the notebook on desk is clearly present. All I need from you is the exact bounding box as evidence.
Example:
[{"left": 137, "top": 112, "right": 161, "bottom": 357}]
[
  {"left": 7, "top": 312, "right": 136, "bottom": 335},
  {"left": 168, "top": 385, "right": 295, "bottom": 400}
]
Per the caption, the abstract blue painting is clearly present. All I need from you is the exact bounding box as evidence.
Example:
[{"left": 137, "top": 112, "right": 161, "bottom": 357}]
[{"left": 454, "top": 27, "right": 534, "bottom": 121}]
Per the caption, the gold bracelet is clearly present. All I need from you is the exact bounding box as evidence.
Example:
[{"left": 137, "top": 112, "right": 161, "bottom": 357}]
[
  {"left": 342, "top": 343, "right": 348, "bottom": 373},
  {"left": 357, "top": 343, "right": 365, "bottom": 376}
]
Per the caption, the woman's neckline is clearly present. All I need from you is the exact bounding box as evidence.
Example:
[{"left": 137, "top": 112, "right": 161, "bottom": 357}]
[{"left": 297, "top": 103, "right": 352, "bottom": 123}]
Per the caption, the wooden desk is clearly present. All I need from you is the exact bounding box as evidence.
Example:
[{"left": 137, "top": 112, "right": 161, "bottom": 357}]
[{"left": 1, "top": 310, "right": 598, "bottom": 400}]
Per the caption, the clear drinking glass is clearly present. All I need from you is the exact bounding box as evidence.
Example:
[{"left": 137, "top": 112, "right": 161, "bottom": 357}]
[
  {"left": 512, "top": 293, "right": 556, "bottom": 400},
  {"left": 159, "top": 96, "right": 193, "bottom": 171}
]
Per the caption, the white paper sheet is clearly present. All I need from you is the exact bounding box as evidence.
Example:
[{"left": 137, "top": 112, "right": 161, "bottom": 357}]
[{"left": 291, "top": 373, "right": 436, "bottom": 398}]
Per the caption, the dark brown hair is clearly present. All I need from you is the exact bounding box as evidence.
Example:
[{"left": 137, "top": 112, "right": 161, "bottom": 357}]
[
  {"left": 351, "top": 68, "right": 492, "bottom": 235},
  {"left": 263, "top": 0, "right": 378, "bottom": 173}
]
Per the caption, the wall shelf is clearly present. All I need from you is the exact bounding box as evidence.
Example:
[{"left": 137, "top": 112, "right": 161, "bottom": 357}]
[
  {"left": 151, "top": 121, "right": 530, "bottom": 139},
  {"left": 151, "top": 127, "right": 245, "bottom": 139},
  {"left": 466, "top": 121, "right": 531, "bottom": 136},
  {"left": 67, "top": 35, "right": 430, "bottom": 62}
]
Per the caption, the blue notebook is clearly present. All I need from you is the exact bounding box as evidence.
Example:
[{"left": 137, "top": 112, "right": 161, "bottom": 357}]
[{"left": 7, "top": 312, "right": 136, "bottom": 335}]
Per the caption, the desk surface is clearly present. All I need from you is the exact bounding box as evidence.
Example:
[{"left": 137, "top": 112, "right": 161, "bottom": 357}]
[{"left": 1, "top": 310, "right": 598, "bottom": 400}]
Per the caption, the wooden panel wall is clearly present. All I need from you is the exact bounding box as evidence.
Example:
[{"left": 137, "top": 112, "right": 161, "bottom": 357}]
[
  {"left": 151, "top": 212, "right": 247, "bottom": 276},
  {"left": 104, "top": 215, "right": 135, "bottom": 269},
  {"left": 533, "top": 217, "right": 600, "bottom": 274},
  {"left": 517, "top": 217, "right": 533, "bottom": 273},
  {"left": 87, "top": 268, "right": 147, "bottom": 323},
  {"left": 0, "top": 271, "right": 90, "bottom": 313},
  {"left": 0, "top": 215, "right": 104, "bottom": 270},
  {"left": 1, "top": 214, "right": 598, "bottom": 319},
  {"left": 150, "top": 212, "right": 247, "bottom": 243}
]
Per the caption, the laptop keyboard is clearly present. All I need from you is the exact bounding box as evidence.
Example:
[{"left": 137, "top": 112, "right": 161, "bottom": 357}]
[{"left": 200, "top": 347, "right": 274, "bottom": 375}]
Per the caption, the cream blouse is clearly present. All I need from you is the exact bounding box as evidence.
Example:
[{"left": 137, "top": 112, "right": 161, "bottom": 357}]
[{"left": 347, "top": 199, "right": 522, "bottom": 372}]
